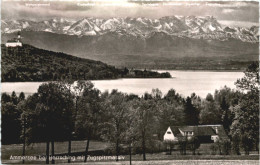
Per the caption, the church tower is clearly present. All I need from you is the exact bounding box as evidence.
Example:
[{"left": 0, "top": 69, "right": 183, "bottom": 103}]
[{"left": 17, "top": 31, "right": 21, "bottom": 39}]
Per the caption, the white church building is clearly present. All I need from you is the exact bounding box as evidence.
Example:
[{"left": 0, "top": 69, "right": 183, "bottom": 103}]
[{"left": 5, "top": 32, "right": 23, "bottom": 47}]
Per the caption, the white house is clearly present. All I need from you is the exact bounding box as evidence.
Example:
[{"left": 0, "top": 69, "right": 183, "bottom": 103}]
[
  {"left": 163, "top": 125, "right": 229, "bottom": 143},
  {"left": 164, "top": 127, "right": 178, "bottom": 142}
]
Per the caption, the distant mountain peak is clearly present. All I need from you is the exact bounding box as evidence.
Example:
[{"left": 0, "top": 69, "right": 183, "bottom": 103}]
[{"left": 1, "top": 16, "right": 259, "bottom": 43}]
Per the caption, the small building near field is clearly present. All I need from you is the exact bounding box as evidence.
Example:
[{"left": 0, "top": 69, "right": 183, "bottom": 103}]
[{"left": 163, "top": 125, "right": 229, "bottom": 143}]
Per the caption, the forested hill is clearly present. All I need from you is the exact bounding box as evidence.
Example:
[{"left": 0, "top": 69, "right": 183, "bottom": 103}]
[{"left": 1, "top": 44, "right": 171, "bottom": 82}]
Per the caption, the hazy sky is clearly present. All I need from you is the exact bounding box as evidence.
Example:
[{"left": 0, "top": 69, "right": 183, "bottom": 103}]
[{"left": 2, "top": 1, "right": 259, "bottom": 27}]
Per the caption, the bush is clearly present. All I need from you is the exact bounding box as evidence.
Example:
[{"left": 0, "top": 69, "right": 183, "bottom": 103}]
[
  {"left": 241, "top": 135, "right": 254, "bottom": 155},
  {"left": 178, "top": 137, "right": 188, "bottom": 155},
  {"left": 232, "top": 134, "right": 241, "bottom": 155},
  {"left": 164, "top": 141, "right": 177, "bottom": 155},
  {"left": 188, "top": 137, "right": 200, "bottom": 155},
  {"left": 222, "top": 140, "right": 231, "bottom": 155},
  {"left": 104, "top": 148, "right": 113, "bottom": 156},
  {"left": 109, "top": 144, "right": 129, "bottom": 155},
  {"left": 210, "top": 144, "right": 218, "bottom": 155},
  {"left": 136, "top": 140, "right": 164, "bottom": 154},
  {"left": 210, "top": 139, "right": 231, "bottom": 155}
]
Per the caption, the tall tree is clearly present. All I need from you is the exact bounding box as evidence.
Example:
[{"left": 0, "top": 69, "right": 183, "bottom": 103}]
[
  {"left": 21, "top": 82, "right": 74, "bottom": 164},
  {"left": 184, "top": 97, "right": 199, "bottom": 125},
  {"left": 75, "top": 82, "right": 102, "bottom": 162},
  {"left": 164, "top": 89, "right": 183, "bottom": 104},
  {"left": 214, "top": 87, "right": 241, "bottom": 133},
  {"left": 18, "top": 92, "right": 26, "bottom": 102},
  {"left": 1, "top": 92, "right": 12, "bottom": 103},
  {"left": 157, "top": 100, "right": 185, "bottom": 139},
  {"left": 199, "top": 94, "right": 222, "bottom": 124},
  {"left": 133, "top": 98, "right": 157, "bottom": 160},
  {"left": 2, "top": 101, "right": 22, "bottom": 144},
  {"left": 11, "top": 91, "right": 18, "bottom": 105},
  {"left": 151, "top": 88, "right": 162, "bottom": 99},
  {"left": 230, "top": 96, "right": 258, "bottom": 155},
  {"left": 230, "top": 62, "right": 259, "bottom": 154},
  {"left": 58, "top": 80, "right": 74, "bottom": 164},
  {"left": 190, "top": 93, "right": 202, "bottom": 110},
  {"left": 235, "top": 61, "right": 259, "bottom": 94},
  {"left": 100, "top": 90, "right": 130, "bottom": 161}
]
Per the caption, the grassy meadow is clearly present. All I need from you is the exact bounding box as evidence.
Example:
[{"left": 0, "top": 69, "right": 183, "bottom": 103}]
[{"left": 2, "top": 141, "right": 259, "bottom": 164}]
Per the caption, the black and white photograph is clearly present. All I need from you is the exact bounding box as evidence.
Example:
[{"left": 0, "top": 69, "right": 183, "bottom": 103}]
[{"left": 1, "top": 0, "right": 259, "bottom": 164}]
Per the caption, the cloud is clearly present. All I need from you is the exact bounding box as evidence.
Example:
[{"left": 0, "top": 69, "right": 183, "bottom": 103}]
[
  {"left": 222, "top": 9, "right": 235, "bottom": 14},
  {"left": 218, "top": 20, "right": 259, "bottom": 28},
  {"left": 204, "top": 1, "right": 253, "bottom": 8},
  {"left": 1, "top": 1, "right": 258, "bottom": 24}
]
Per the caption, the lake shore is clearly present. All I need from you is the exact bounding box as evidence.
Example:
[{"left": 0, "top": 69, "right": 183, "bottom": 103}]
[{"left": 1, "top": 71, "right": 244, "bottom": 98}]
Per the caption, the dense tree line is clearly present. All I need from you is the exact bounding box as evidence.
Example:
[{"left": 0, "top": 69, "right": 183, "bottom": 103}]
[
  {"left": 1, "top": 62, "right": 258, "bottom": 163},
  {"left": 1, "top": 45, "right": 170, "bottom": 82},
  {"left": 2, "top": 91, "right": 25, "bottom": 144}
]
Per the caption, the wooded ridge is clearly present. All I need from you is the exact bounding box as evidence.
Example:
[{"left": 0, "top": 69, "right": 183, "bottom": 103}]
[{"left": 1, "top": 44, "right": 171, "bottom": 82}]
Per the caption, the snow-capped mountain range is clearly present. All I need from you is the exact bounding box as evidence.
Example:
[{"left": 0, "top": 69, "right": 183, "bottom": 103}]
[{"left": 1, "top": 16, "right": 259, "bottom": 43}]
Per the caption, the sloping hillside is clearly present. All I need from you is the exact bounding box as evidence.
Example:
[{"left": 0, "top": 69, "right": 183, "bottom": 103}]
[
  {"left": 2, "top": 31, "right": 258, "bottom": 69},
  {"left": 1, "top": 44, "right": 170, "bottom": 82}
]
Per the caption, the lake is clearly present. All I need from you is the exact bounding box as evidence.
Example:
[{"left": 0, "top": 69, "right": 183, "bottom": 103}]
[{"left": 1, "top": 71, "right": 244, "bottom": 98}]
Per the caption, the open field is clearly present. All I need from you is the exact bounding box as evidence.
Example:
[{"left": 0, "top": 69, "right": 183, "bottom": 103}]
[
  {"left": 2, "top": 156, "right": 259, "bottom": 164},
  {"left": 1, "top": 140, "right": 110, "bottom": 163},
  {"left": 74, "top": 160, "right": 259, "bottom": 165},
  {"left": 2, "top": 140, "right": 259, "bottom": 164}
]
